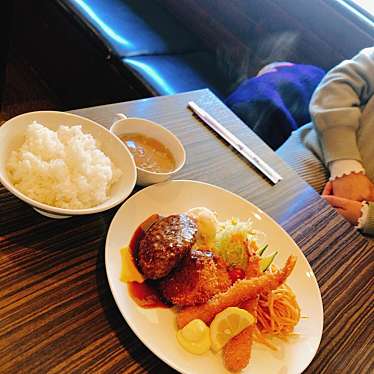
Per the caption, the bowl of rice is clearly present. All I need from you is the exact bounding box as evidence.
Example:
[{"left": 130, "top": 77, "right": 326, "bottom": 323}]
[{"left": 0, "top": 111, "right": 137, "bottom": 218}]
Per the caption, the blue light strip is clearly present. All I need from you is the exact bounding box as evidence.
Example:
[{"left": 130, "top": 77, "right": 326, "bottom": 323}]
[{"left": 72, "top": 0, "right": 132, "bottom": 47}]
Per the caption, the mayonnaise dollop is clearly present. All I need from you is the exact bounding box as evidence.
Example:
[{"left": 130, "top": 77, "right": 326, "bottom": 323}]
[{"left": 176, "top": 319, "right": 211, "bottom": 355}]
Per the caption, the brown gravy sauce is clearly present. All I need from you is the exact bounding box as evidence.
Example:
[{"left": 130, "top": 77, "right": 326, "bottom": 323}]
[
  {"left": 120, "top": 133, "right": 175, "bottom": 173},
  {"left": 128, "top": 214, "right": 170, "bottom": 309}
]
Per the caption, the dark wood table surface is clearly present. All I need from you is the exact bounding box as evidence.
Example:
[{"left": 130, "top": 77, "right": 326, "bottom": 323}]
[{"left": 1, "top": 89, "right": 372, "bottom": 374}]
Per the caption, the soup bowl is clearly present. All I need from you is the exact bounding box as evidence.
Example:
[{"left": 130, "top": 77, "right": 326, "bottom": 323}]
[{"left": 110, "top": 114, "right": 186, "bottom": 186}]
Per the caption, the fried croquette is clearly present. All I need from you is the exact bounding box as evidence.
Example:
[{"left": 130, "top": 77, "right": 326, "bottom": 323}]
[
  {"left": 158, "top": 249, "right": 231, "bottom": 306},
  {"left": 176, "top": 255, "right": 296, "bottom": 328},
  {"left": 136, "top": 214, "right": 197, "bottom": 279}
]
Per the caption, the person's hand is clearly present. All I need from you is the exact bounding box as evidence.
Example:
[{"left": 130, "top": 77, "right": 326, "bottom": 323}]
[
  {"left": 329, "top": 173, "right": 374, "bottom": 201},
  {"left": 322, "top": 181, "right": 365, "bottom": 225},
  {"left": 322, "top": 195, "right": 363, "bottom": 225}
]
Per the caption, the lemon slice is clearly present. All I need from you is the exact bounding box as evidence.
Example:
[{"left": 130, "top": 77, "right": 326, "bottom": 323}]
[{"left": 210, "top": 307, "right": 255, "bottom": 352}]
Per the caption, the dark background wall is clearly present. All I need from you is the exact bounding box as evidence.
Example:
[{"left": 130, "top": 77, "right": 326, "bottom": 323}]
[{"left": 161, "top": 0, "right": 374, "bottom": 89}]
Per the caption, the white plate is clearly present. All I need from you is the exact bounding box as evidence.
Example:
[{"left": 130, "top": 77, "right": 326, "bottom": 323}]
[{"left": 105, "top": 180, "right": 323, "bottom": 374}]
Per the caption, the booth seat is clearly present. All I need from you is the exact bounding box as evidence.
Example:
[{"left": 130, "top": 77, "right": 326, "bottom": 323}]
[{"left": 58, "top": 0, "right": 231, "bottom": 99}]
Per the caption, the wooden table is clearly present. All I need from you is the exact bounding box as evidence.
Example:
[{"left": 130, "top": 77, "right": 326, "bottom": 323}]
[{"left": 1, "top": 89, "right": 372, "bottom": 373}]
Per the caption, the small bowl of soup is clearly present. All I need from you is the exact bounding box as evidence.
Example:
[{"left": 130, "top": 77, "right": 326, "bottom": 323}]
[{"left": 110, "top": 114, "right": 186, "bottom": 186}]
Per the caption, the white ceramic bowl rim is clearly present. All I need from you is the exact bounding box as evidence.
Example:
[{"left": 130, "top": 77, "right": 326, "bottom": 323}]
[
  {"left": 1, "top": 174, "right": 129, "bottom": 216},
  {"left": 0, "top": 110, "right": 137, "bottom": 215},
  {"left": 110, "top": 116, "right": 186, "bottom": 176}
]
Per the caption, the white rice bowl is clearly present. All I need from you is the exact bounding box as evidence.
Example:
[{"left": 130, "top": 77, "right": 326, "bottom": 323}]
[
  {"left": 7, "top": 122, "right": 122, "bottom": 209},
  {"left": 0, "top": 111, "right": 137, "bottom": 217}
]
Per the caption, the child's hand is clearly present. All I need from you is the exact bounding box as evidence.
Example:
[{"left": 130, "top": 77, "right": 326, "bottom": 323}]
[
  {"left": 322, "top": 195, "right": 363, "bottom": 225},
  {"left": 330, "top": 173, "right": 374, "bottom": 201}
]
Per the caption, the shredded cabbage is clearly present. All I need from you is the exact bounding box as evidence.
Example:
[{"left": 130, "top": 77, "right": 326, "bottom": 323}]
[{"left": 214, "top": 217, "right": 257, "bottom": 268}]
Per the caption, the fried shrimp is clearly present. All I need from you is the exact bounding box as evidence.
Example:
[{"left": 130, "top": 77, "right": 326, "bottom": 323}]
[
  {"left": 176, "top": 255, "right": 296, "bottom": 329},
  {"left": 223, "top": 297, "right": 259, "bottom": 372}
]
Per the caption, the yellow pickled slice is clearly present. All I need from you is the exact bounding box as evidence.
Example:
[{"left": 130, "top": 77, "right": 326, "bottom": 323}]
[
  {"left": 120, "top": 246, "right": 144, "bottom": 283},
  {"left": 210, "top": 307, "right": 255, "bottom": 352}
]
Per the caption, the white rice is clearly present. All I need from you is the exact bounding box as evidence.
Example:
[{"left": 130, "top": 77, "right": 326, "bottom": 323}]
[{"left": 6, "top": 121, "right": 122, "bottom": 209}]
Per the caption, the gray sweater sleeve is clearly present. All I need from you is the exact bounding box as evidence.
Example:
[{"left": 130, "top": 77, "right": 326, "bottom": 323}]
[
  {"left": 309, "top": 47, "right": 374, "bottom": 165},
  {"left": 361, "top": 202, "right": 374, "bottom": 237}
]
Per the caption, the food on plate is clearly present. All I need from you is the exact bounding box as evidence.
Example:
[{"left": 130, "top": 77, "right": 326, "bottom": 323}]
[
  {"left": 176, "top": 255, "right": 296, "bottom": 329},
  {"left": 187, "top": 207, "right": 218, "bottom": 248},
  {"left": 224, "top": 319, "right": 256, "bottom": 371},
  {"left": 215, "top": 217, "right": 259, "bottom": 270},
  {"left": 259, "top": 250, "right": 278, "bottom": 272},
  {"left": 176, "top": 319, "right": 211, "bottom": 355},
  {"left": 120, "top": 207, "right": 300, "bottom": 372},
  {"left": 223, "top": 298, "right": 258, "bottom": 372},
  {"left": 119, "top": 133, "right": 175, "bottom": 173},
  {"left": 209, "top": 306, "right": 255, "bottom": 352},
  {"left": 120, "top": 246, "right": 144, "bottom": 283},
  {"left": 254, "top": 281, "right": 301, "bottom": 350},
  {"left": 6, "top": 122, "right": 122, "bottom": 209},
  {"left": 127, "top": 279, "right": 168, "bottom": 308},
  {"left": 136, "top": 214, "right": 197, "bottom": 279},
  {"left": 158, "top": 249, "right": 231, "bottom": 306}
]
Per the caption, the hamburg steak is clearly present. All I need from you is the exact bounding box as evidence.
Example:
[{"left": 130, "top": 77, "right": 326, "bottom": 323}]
[{"left": 136, "top": 214, "right": 197, "bottom": 279}]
